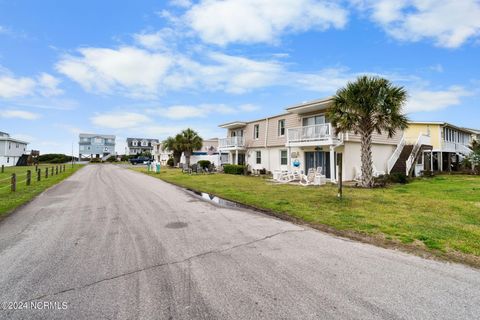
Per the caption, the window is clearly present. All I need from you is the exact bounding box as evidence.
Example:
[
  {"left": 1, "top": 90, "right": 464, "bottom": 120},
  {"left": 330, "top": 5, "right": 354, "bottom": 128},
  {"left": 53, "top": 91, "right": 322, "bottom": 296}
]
[
  {"left": 7, "top": 157, "right": 9, "bottom": 163},
  {"left": 256, "top": 151, "right": 261, "bottom": 164},
  {"left": 141, "top": 140, "right": 148, "bottom": 147},
  {"left": 278, "top": 119, "right": 285, "bottom": 136},
  {"left": 280, "top": 150, "right": 288, "bottom": 165},
  {"left": 253, "top": 124, "right": 260, "bottom": 139},
  {"left": 132, "top": 140, "right": 138, "bottom": 147},
  {"left": 302, "top": 115, "right": 325, "bottom": 126}
]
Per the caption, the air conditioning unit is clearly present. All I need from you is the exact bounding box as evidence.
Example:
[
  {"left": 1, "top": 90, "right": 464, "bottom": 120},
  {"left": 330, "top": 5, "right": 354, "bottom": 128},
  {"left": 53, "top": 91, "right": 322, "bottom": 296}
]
[{"left": 291, "top": 152, "right": 298, "bottom": 158}]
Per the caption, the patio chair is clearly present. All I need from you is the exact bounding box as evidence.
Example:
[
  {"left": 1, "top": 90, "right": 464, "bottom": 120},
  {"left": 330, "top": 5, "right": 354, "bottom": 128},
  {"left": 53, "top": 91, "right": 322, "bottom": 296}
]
[
  {"left": 314, "top": 167, "right": 327, "bottom": 185},
  {"left": 299, "top": 169, "right": 316, "bottom": 186}
]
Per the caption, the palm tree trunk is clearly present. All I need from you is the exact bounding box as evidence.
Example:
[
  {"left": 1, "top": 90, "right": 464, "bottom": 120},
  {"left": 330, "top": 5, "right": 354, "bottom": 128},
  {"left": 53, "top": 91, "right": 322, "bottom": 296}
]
[
  {"left": 185, "top": 151, "right": 191, "bottom": 167},
  {"left": 360, "top": 131, "right": 374, "bottom": 188}
]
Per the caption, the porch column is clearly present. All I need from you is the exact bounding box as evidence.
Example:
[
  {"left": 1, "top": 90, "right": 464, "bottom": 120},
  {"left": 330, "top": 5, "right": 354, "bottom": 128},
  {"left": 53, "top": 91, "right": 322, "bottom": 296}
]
[
  {"left": 329, "top": 146, "right": 336, "bottom": 183},
  {"left": 430, "top": 151, "right": 434, "bottom": 171},
  {"left": 447, "top": 152, "right": 451, "bottom": 172},
  {"left": 288, "top": 147, "right": 291, "bottom": 171},
  {"left": 439, "top": 152, "right": 443, "bottom": 171},
  {"left": 235, "top": 149, "right": 239, "bottom": 165}
]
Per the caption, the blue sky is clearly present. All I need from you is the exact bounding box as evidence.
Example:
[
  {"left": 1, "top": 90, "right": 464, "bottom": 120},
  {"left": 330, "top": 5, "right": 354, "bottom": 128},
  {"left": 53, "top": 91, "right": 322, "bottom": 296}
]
[{"left": 0, "top": 0, "right": 479, "bottom": 154}]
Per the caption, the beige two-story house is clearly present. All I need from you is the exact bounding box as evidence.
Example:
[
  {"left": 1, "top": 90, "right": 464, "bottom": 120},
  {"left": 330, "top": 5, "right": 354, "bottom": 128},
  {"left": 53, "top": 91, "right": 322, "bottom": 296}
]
[{"left": 218, "top": 97, "right": 403, "bottom": 182}]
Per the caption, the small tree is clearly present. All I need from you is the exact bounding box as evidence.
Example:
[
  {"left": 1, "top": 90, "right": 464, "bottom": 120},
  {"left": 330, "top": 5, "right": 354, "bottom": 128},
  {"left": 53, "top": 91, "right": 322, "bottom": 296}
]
[
  {"left": 162, "top": 136, "right": 182, "bottom": 166},
  {"left": 178, "top": 128, "right": 203, "bottom": 167},
  {"left": 328, "top": 76, "right": 409, "bottom": 188}
]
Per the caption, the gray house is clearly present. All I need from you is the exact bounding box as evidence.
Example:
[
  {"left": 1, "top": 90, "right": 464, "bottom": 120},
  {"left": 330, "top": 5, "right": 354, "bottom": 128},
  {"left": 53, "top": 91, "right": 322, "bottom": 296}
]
[
  {"left": 126, "top": 138, "right": 159, "bottom": 155},
  {"left": 79, "top": 133, "right": 115, "bottom": 159},
  {"left": 0, "top": 131, "right": 29, "bottom": 167}
]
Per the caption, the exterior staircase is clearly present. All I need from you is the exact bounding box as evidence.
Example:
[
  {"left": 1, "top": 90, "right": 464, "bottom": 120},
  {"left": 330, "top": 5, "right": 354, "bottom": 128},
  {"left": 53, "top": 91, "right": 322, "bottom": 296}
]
[
  {"left": 388, "top": 132, "right": 432, "bottom": 176},
  {"left": 15, "top": 154, "right": 29, "bottom": 166},
  {"left": 390, "top": 145, "right": 413, "bottom": 175}
]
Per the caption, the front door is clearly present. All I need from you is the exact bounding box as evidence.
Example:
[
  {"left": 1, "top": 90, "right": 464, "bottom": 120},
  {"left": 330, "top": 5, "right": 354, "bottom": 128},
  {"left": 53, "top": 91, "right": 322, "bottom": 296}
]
[
  {"left": 238, "top": 153, "right": 245, "bottom": 165},
  {"left": 305, "top": 151, "right": 330, "bottom": 178}
]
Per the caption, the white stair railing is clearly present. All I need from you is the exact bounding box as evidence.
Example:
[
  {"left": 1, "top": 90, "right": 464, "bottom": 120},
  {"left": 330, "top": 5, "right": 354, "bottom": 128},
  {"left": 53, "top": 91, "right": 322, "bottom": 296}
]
[
  {"left": 387, "top": 134, "right": 406, "bottom": 174},
  {"left": 406, "top": 133, "right": 431, "bottom": 175}
]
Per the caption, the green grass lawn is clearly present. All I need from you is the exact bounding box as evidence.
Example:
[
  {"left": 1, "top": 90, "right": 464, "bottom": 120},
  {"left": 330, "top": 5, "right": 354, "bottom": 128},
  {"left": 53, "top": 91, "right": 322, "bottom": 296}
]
[
  {"left": 0, "top": 164, "right": 83, "bottom": 217},
  {"left": 134, "top": 166, "right": 480, "bottom": 264}
]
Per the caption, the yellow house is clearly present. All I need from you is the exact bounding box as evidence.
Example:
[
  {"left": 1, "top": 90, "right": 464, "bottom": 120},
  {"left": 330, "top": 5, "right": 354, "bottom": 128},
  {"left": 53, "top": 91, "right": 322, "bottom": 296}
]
[{"left": 404, "top": 122, "right": 474, "bottom": 172}]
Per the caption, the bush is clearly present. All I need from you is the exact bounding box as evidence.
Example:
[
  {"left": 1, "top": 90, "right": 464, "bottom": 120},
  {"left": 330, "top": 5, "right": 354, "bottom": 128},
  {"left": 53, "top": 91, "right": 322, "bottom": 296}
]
[
  {"left": 167, "top": 158, "right": 174, "bottom": 167},
  {"left": 106, "top": 156, "right": 117, "bottom": 162},
  {"left": 197, "top": 160, "right": 211, "bottom": 169},
  {"left": 389, "top": 173, "right": 408, "bottom": 184},
  {"left": 374, "top": 174, "right": 389, "bottom": 188},
  {"left": 37, "top": 153, "right": 72, "bottom": 163},
  {"left": 223, "top": 164, "right": 246, "bottom": 175},
  {"left": 120, "top": 155, "right": 129, "bottom": 162},
  {"left": 90, "top": 158, "right": 101, "bottom": 163}
]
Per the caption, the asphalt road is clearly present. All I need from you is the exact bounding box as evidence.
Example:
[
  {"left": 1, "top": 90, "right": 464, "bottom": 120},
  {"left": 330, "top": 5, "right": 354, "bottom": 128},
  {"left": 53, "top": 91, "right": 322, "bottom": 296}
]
[{"left": 0, "top": 165, "right": 479, "bottom": 320}]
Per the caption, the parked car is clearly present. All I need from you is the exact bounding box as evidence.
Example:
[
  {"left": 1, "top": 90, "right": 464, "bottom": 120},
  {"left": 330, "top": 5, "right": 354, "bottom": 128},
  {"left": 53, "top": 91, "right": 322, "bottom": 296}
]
[{"left": 129, "top": 157, "right": 152, "bottom": 165}]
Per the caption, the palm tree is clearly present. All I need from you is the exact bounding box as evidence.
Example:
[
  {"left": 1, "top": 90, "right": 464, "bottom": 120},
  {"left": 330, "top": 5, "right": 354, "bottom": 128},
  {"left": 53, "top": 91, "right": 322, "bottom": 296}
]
[
  {"left": 162, "top": 135, "right": 182, "bottom": 166},
  {"left": 328, "top": 76, "right": 409, "bottom": 188},
  {"left": 177, "top": 128, "right": 203, "bottom": 167}
]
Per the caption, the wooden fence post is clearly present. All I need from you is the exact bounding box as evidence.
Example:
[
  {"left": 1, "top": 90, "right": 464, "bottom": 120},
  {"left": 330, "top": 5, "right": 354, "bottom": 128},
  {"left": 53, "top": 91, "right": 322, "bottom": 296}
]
[
  {"left": 37, "top": 168, "right": 41, "bottom": 181},
  {"left": 45, "top": 167, "right": 49, "bottom": 178},
  {"left": 11, "top": 173, "right": 16, "bottom": 192},
  {"left": 1, "top": 164, "right": 4, "bottom": 173},
  {"left": 51, "top": 166, "right": 54, "bottom": 176},
  {"left": 55, "top": 166, "right": 58, "bottom": 175},
  {"left": 35, "top": 164, "right": 38, "bottom": 172},
  {"left": 64, "top": 164, "right": 66, "bottom": 171},
  {"left": 26, "top": 170, "right": 31, "bottom": 186}
]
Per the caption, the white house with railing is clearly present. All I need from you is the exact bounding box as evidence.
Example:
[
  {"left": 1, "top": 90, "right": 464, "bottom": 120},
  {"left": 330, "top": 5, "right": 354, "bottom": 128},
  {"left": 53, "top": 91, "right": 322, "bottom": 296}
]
[
  {"left": 218, "top": 97, "right": 403, "bottom": 182},
  {"left": 401, "top": 122, "right": 474, "bottom": 173},
  {"left": 0, "top": 131, "right": 29, "bottom": 167}
]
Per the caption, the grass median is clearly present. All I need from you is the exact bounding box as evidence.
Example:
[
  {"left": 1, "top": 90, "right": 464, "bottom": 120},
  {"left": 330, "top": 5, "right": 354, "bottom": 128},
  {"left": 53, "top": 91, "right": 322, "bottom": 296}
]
[
  {"left": 0, "top": 164, "right": 83, "bottom": 217},
  {"left": 133, "top": 166, "right": 480, "bottom": 266}
]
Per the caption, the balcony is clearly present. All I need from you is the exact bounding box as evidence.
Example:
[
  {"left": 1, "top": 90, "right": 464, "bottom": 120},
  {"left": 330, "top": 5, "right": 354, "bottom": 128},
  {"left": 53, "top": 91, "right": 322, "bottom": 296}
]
[
  {"left": 441, "top": 141, "right": 472, "bottom": 155},
  {"left": 218, "top": 136, "right": 245, "bottom": 150},
  {"left": 286, "top": 123, "right": 338, "bottom": 147}
]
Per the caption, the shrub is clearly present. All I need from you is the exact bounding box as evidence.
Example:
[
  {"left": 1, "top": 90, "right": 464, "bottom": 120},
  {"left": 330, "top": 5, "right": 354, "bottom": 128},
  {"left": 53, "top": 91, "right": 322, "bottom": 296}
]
[
  {"left": 167, "top": 158, "right": 174, "bottom": 167},
  {"left": 374, "top": 174, "right": 389, "bottom": 188},
  {"left": 197, "top": 160, "right": 211, "bottom": 169},
  {"left": 389, "top": 173, "right": 408, "bottom": 184},
  {"left": 120, "top": 155, "right": 129, "bottom": 162},
  {"left": 38, "top": 153, "right": 73, "bottom": 163},
  {"left": 106, "top": 156, "right": 117, "bottom": 162},
  {"left": 223, "top": 164, "right": 245, "bottom": 175},
  {"left": 90, "top": 158, "right": 101, "bottom": 163}
]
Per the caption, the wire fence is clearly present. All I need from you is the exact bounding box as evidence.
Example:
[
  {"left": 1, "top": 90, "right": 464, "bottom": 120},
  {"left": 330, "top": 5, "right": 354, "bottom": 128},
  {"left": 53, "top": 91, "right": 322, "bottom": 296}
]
[{"left": 0, "top": 164, "right": 73, "bottom": 193}]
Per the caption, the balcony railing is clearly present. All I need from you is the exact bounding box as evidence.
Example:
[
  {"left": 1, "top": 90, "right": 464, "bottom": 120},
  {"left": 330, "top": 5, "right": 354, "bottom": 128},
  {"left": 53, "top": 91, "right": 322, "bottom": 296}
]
[
  {"left": 441, "top": 141, "right": 472, "bottom": 155},
  {"left": 218, "top": 136, "right": 245, "bottom": 149},
  {"left": 287, "top": 123, "right": 333, "bottom": 145}
]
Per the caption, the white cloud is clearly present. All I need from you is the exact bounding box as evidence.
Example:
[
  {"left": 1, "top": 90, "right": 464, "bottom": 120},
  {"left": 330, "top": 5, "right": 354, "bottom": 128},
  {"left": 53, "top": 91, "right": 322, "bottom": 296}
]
[
  {"left": 0, "top": 70, "right": 63, "bottom": 99},
  {"left": 147, "top": 103, "right": 259, "bottom": 120},
  {"left": 37, "top": 73, "right": 63, "bottom": 97},
  {"left": 0, "top": 109, "right": 40, "bottom": 120},
  {"left": 133, "top": 28, "right": 177, "bottom": 51},
  {"left": 91, "top": 112, "right": 152, "bottom": 129},
  {"left": 0, "top": 75, "right": 36, "bottom": 98},
  {"left": 169, "top": 0, "right": 192, "bottom": 8},
  {"left": 407, "top": 86, "right": 471, "bottom": 113},
  {"left": 185, "top": 0, "right": 348, "bottom": 45},
  {"left": 56, "top": 47, "right": 173, "bottom": 98},
  {"left": 357, "top": 0, "right": 480, "bottom": 48}
]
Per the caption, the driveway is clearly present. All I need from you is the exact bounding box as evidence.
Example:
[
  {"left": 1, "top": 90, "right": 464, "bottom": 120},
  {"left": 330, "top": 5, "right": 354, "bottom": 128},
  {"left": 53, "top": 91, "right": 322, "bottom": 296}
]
[{"left": 0, "top": 164, "right": 479, "bottom": 319}]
